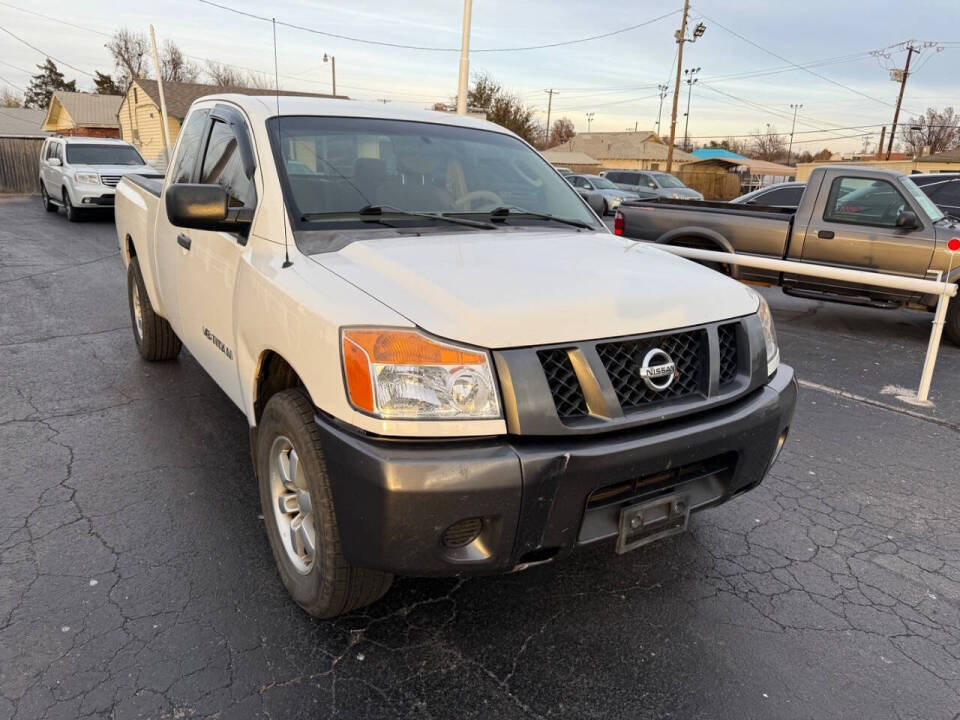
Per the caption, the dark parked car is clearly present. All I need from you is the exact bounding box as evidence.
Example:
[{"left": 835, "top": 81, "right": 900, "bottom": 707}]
[
  {"left": 910, "top": 173, "right": 960, "bottom": 218},
  {"left": 601, "top": 169, "right": 704, "bottom": 200},
  {"left": 730, "top": 182, "right": 806, "bottom": 208}
]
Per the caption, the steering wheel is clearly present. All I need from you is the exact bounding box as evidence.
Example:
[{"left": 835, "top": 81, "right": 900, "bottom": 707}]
[{"left": 453, "top": 190, "right": 503, "bottom": 211}]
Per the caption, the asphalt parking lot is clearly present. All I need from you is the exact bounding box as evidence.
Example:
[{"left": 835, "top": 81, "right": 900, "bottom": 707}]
[{"left": 2, "top": 194, "right": 959, "bottom": 720}]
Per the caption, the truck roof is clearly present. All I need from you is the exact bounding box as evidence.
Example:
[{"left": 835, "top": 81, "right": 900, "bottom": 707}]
[{"left": 191, "top": 94, "right": 514, "bottom": 137}]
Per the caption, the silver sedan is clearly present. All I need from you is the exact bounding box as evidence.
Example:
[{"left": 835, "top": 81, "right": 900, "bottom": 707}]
[{"left": 566, "top": 174, "right": 640, "bottom": 215}]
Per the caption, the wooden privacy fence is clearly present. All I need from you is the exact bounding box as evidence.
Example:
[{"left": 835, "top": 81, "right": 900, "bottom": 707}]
[
  {"left": 0, "top": 136, "right": 44, "bottom": 194},
  {"left": 676, "top": 170, "right": 741, "bottom": 200}
]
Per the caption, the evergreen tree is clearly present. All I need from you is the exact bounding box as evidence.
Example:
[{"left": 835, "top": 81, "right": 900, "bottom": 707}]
[
  {"left": 93, "top": 71, "right": 121, "bottom": 95},
  {"left": 24, "top": 59, "right": 76, "bottom": 108}
]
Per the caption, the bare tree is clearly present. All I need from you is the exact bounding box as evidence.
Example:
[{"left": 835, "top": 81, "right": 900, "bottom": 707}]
[
  {"left": 160, "top": 40, "right": 199, "bottom": 83},
  {"left": 0, "top": 88, "right": 22, "bottom": 107},
  {"left": 812, "top": 148, "right": 833, "bottom": 162},
  {"left": 749, "top": 125, "right": 787, "bottom": 162},
  {"left": 900, "top": 107, "right": 960, "bottom": 157},
  {"left": 550, "top": 117, "right": 575, "bottom": 146},
  {"left": 705, "top": 137, "right": 748, "bottom": 155},
  {"left": 106, "top": 28, "right": 150, "bottom": 89},
  {"left": 204, "top": 60, "right": 269, "bottom": 89}
]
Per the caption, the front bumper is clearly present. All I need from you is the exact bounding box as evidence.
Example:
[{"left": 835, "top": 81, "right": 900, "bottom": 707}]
[
  {"left": 70, "top": 184, "right": 115, "bottom": 206},
  {"left": 318, "top": 365, "right": 797, "bottom": 576}
]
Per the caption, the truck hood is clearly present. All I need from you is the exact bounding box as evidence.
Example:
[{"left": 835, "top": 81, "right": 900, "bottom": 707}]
[{"left": 310, "top": 230, "right": 759, "bottom": 348}]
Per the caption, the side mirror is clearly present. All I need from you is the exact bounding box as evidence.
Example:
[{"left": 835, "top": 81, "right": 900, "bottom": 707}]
[
  {"left": 48, "top": 157, "right": 62, "bottom": 167},
  {"left": 165, "top": 184, "right": 253, "bottom": 232},
  {"left": 896, "top": 209, "right": 920, "bottom": 230}
]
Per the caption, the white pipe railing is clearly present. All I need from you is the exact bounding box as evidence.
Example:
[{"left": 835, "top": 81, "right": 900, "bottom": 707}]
[{"left": 652, "top": 244, "right": 956, "bottom": 405}]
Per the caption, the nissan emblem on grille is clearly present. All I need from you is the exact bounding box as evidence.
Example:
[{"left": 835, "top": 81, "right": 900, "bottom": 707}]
[{"left": 638, "top": 348, "right": 677, "bottom": 391}]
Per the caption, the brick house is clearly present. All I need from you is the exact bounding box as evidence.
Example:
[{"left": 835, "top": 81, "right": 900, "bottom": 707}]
[{"left": 41, "top": 91, "right": 123, "bottom": 138}]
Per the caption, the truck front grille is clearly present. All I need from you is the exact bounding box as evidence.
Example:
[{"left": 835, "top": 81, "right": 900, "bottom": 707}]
[
  {"left": 718, "top": 323, "right": 739, "bottom": 385},
  {"left": 100, "top": 175, "right": 122, "bottom": 187},
  {"left": 537, "top": 348, "right": 588, "bottom": 418},
  {"left": 596, "top": 329, "right": 706, "bottom": 410}
]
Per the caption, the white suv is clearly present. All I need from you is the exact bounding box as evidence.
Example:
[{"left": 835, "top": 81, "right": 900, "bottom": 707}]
[{"left": 39, "top": 137, "right": 154, "bottom": 221}]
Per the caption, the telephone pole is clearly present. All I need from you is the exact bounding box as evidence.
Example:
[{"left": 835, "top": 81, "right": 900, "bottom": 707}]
[
  {"left": 585, "top": 112, "right": 595, "bottom": 132},
  {"left": 456, "top": 0, "right": 473, "bottom": 115},
  {"left": 544, "top": 88, "right": 556, "bottom": 146},
  {"left": 656, "top": 84, "right": 669, "bottom": 135},
  {"left": 666, "top": 1, "right": 705, "bottom": 172},
  {"left": 681, "top": 67, "right": 700, "bottom": 152},
  {"left": 787, "top": 103, "right": 802, "bottom": 165},
  {"left": 885, "top": 44, "right": 916, "bottom": 160}
]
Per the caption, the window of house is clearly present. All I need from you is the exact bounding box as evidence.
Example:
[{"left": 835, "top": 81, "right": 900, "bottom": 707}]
[{"left": 200, "top": 119, "right": 256, "bottom": 208}]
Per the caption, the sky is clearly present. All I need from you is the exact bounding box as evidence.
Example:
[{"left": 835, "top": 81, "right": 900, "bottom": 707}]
[{"left": 1, "top": 0, "right": 958, "bottom": 153}]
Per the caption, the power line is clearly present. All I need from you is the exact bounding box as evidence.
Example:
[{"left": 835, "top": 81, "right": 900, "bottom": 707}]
[
  {"left": 0, "top": 0, "right": 111, "bottom": 36},
  {"left": 0, "top": 24, "right": 95, "bottom": 76},
  {"left": 195, "top": 0, "right": 679, "bottom": 53},
  {"left": 0, "top": 73, "right": 25, "bottom": 93}
]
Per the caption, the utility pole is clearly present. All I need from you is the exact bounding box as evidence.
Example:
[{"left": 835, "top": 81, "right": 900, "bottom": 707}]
[
  {"left": 877, "top": 126, "right": 886, "bottom": 159},
  {"left": 787, "top": 103, "right": 802, "bottom": 165},
  {"left": 148, "top": 25, "right": 172, "bottom": 168},
  {"left": 585, "top": 112, "right": 595, "bottom": 132},
  {"left": 681, "top": 66, "right": 700, "bottom": 152},
  {"left": 886, "top": 44, "right": 916, "bottom": 160},
  {"left": 666, "top": 1, "right": 705, "bottom": 173},
  {"left": 656, "top": 84, "right": 669, "bottom": 135},
  {"left": 544, "top": 88, "right": 556, "bottom": 146},
  {"left": 456, "top": 0, "right": 473, "bottom": 115},
  {"left": 323, "top": 54, "right": 336, "bottom": 96}
]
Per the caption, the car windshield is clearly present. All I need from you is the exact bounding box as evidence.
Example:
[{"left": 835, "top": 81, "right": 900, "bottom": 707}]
[
  {"left": 651, "top": 173, "right": 685, "bottom": 189},
  {"left": 901, "top": 177, "right": 945, "bottom": 222},
  {"left": 589, "top": 176, "right": 618, "bottom": 190},
  {"left": 65, "top": 145, "right": 144, "bottom": 166},
  {"left": 267, "top": 116, "right": 599, "bottom": 229}
]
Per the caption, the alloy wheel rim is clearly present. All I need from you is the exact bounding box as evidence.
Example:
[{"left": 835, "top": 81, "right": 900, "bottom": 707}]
[
  {"left": 131, "top": 283, "right": 143, "bottom": 340},
  {"left": 268, "top": 435, "right": 317, "bottom": 574}
]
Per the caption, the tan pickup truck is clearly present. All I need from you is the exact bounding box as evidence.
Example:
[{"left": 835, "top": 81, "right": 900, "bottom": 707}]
[{"left": 615, "top": 166, "right": 960, "bottom": 345}]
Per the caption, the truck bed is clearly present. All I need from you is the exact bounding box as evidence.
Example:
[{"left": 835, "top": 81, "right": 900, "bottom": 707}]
[
  {"left": 122, "top": 173, "right": 165, "bottom": 197},
  {"left": 620, "top": 196, "right": 795, "bottom": 220}
]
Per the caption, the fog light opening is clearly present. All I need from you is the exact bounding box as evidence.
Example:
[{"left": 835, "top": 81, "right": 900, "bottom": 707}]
[{"left": 442, "top": 517, "right": 483, "bottom": 548}]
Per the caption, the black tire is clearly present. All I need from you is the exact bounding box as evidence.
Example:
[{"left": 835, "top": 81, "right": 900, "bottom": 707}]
[
  {"left": 127, "top": 257, "right": 182, "bottom": 361},
  {"left": 40, "top": 184, "right": 57, "bottom": 212},
  {"left": 602, "top": 199, "right": 609, "bottom": 216},
  {"left": 62, "top": 189, "right": 80, "bottom": 222},
  {"left": 257, "top": 389, "right": 393, "bottom": 618},
  {"left": 945, "top": 288, "right": 960, "bottom": 347}
]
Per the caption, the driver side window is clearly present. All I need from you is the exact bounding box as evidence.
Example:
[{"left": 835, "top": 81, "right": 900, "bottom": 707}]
[{"left": 824, "top": 177, "right": 907, "bottom": 228}]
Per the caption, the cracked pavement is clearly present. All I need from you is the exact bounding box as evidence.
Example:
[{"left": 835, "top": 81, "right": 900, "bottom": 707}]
[{"left": 2, "top": 194, "right": 959, "bottom": 719}]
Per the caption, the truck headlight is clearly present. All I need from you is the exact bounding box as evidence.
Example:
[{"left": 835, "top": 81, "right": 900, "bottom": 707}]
[
  {"left": 341, "top": 328, "right": 501, "bottom": 419},
  {"left": 73, "top": 172, "right": 100, "bottom": 185},
  {"left": 756, "top": 294, "right": 779, "bottom": 376}
]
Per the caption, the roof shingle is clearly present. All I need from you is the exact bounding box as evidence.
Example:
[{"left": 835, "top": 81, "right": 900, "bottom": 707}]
[{"left": 50, "top": 91, "right": 123, "bottom": 128}]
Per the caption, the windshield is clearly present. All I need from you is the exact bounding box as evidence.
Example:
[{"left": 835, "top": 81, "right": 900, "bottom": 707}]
[
  {"left": 589, "top": 176, "right": 618, "bottom": 190},
  {"left": 266, "top": 116, "right": 599, "bottom": 229},
  {"left": 65, "top": 145, "right": 144, "bottom": 166},
  {"left": 651, "top": 173, "right": 685, "bottom": 189},
  {"left": 901, "top": 177, "right": 945, "bottom": 222}
]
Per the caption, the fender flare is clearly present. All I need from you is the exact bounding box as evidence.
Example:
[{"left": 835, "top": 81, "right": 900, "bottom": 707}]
[{"left": 654, "top": 227, "right": 740, "bottom": 278}]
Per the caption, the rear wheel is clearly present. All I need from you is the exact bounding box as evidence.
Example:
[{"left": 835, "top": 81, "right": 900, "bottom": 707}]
[
  {"left": 945, "top": 289, "right": 960, "bottom": 347},
  {"left": 127, "top": 257, "right": 181, "bottom": 361},
  {"left": 62, "top": 190, "right": 79, "bottom": 222},
  {"left": 669, "top": 238, "right": 731, "bottom": 276},
  {"left": 602, "top": 199, "right": 609, "bottom": 216},
  {"left": 40, "top": 185, "right": 56, "bottom": 212},
  {"left": 257, "top": 389, "right": 393, "bottom": 618}
]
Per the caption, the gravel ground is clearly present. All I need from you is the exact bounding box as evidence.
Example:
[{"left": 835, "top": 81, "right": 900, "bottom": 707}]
[{"left": 2, "top": 195, "right": 959, "bottom": 719}]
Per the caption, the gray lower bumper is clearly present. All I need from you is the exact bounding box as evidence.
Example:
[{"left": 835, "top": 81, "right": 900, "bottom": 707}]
[{"left": 317, "top": 365, "right": 797, "bottom": 576}]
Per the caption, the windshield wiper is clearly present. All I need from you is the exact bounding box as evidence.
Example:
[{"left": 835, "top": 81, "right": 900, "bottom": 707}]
[
  {"left": 301, "top": 205, "right": 496, "bottom": 230},
  {"left": 487, "top": 206, "right": 594, "bottom": 230}
]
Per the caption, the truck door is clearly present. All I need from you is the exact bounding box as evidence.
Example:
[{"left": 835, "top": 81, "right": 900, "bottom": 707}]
[
  {"left": 155, "top": 108, "right": 211, "bottom": 332},
  {"left": 171, "top": 108, "right": 256, "bottom": 408},
  {"left": 801, "top": 175, "right": 935, "bottom": 284}
]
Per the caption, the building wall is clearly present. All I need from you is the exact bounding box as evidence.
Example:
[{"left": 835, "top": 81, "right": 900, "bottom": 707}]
[
  {"left": 596, "top": 157, "right": 692, "bottom": 171},
  {"left": 120, "top": 89, "right": 181, "bottom": 169},
  {"left": 795, "top": 159, "right": 960, "bottom": 181},
  {"left": 59, "top": 127, "right": 121, "bottom": 139}
]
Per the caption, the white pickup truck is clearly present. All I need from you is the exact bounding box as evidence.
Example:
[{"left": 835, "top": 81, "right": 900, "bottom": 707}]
[{"left": 115, "top": 95, "right": 797, "bottom": 618}]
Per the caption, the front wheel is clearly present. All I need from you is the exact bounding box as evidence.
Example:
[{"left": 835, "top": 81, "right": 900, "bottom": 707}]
[
  {"left": 257, "top": 389, "right": 393, "bottom": 618},
  {"left": 40, "top": 185, "right": 56, "bottom": 212},
  {"left": 602, "top": 199, "right": 609, "bottom": 216},
  {"left": 62, "top": 190, "right": 79, "bottom": 222},
  {"left": 945, "top": 289, "right": 960, "bottom": 347}
]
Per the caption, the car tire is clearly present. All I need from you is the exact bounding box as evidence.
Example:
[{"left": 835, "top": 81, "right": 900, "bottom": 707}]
[
  {"left": 40, "top": 185, "right": 57, "bottom": 212},
  {"left": 602, "top": 199, "right": 609, "bottom": 216},
  {"left": 945, "top": 287, "right": 960, "bottom": 347},
  {"left": 127, "top": 256, "right": 182, "bottom": 361},
  {"left": 256, "top": 388, "right": 393, "bottom": 618},
  {"left": 62, "top": 189, "right": 79, "bottom": 222}
]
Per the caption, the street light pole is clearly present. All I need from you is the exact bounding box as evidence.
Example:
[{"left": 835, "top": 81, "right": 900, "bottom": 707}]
[
  {"left": 682, "top": 67, "right": 700, "bottom": 152},
  {"left": 456, "top": 0, "right": 473, "bottom": 115},
  {"left": 787, "top": 103, "right": 802, "bottom": 165},
  {"left": 323, "top": 54, "right": 336, "bottom": 96}
]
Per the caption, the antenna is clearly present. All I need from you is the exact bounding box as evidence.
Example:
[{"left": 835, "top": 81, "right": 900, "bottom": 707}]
[{"left": 273, "top": 18, "right": 292, "bottom": 269}]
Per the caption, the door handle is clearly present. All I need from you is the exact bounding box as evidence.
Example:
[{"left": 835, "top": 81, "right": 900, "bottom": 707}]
[
  {"left": 177, "top": 233, "right": 192, "bottom": 250},
  {"left": 817, "top": 230, "right": 835, "bottom": 239}
]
